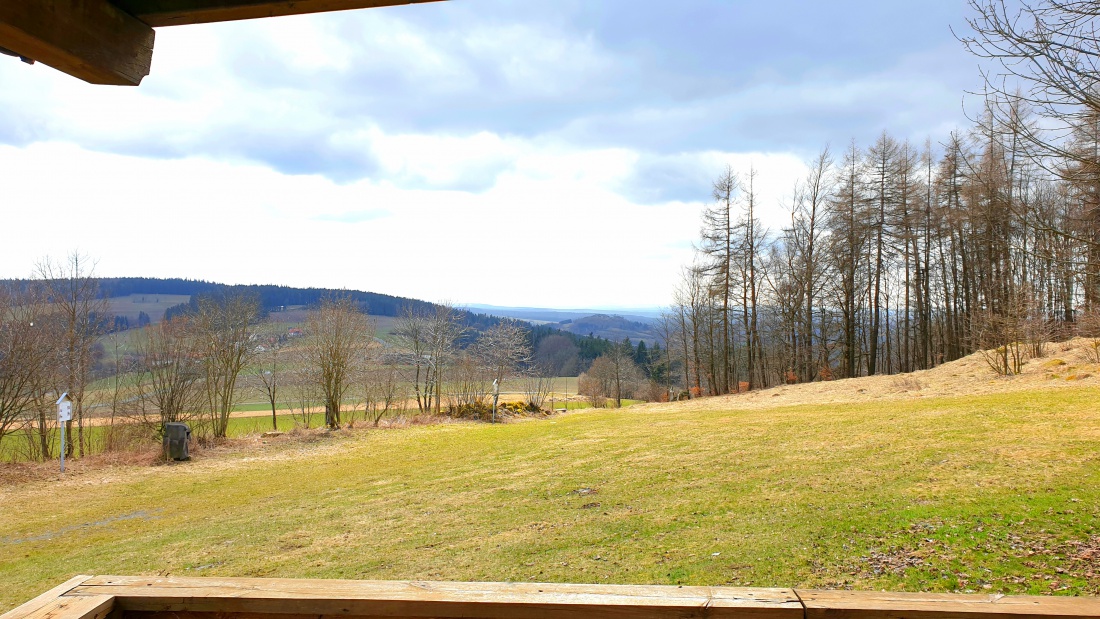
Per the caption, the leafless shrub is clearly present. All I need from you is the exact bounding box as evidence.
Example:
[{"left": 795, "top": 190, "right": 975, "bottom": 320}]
[
  {"left": 284, "top": 367, "right": 320, "bottom": 429},
  {"left": 447, "top": 353, "right": 490, "bottom": 410},
  {"left": 1078, "top": 311, "right": 1100, "bottom": 363},
  {"left": 298, "top": 297, "right": 375, "bottom": 429},
  {"left": 133, "top": 317, "right": 204, "bottom": 433},
  {"left": 362, "top": 362, "right": 405, "bottom": 426},
  {"left": 521, "top": 368, "right": 555, "bottom": 412}
]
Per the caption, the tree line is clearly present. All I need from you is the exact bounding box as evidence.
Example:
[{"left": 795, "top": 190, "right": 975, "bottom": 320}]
[
  {"left": 0, "top": 257, "right": 646, "bottom": 462},
  {"left": 663, "top": 1, "right": 1100, "bottom": 396}
]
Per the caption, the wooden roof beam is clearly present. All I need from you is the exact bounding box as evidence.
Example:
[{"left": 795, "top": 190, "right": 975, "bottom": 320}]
[
  {"left": 0, "top": 0, "right": 154, "bottom": 85},
  {"left": 114, "top": 0, "right": 444, "bottom": 27}
]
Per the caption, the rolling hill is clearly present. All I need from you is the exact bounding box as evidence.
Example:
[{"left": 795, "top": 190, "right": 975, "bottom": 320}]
[{"left": 554, "top": 313, "right": 661, "bottom": 344}]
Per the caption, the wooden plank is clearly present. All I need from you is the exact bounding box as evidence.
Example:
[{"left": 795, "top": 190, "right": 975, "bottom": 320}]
[
  {"left": 122, "top": 614, "right": 408, "bottom": 619},
  {"left": 797, "top": 589, "right": 1100, "bottom": 619},
  {"left": 113, "top": 0, "right": 444, "bottom": 27},
  {"left": 0, "top": 0, "right": 154, "bottom": 85},
  {"left": 74, "top": 576, "right": 803, "bottom": 618},
  {"left": 7, "top": 596, "right": 114, "bottom": 619},
  {"left": 1, "top": 576, "right": 97, "bottom": 619}
]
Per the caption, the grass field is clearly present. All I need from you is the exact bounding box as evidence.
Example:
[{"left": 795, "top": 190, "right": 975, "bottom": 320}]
[
  {"left": 0, "top": 377, "right": 594, "bottom": 463},
  {"left": 2, "top": 386, "right": 1099, "bottom": 611},
  {"left": 0, "top": 413, "right": 333, "bottom": 462},
  {"left": 104, "top": 294, "right": 191, "bottom": 324}
]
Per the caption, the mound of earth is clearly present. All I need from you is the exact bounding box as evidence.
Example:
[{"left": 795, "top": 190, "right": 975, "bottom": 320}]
[{"left": 644, "top": 337, "right": 1100, "bottom": 413}]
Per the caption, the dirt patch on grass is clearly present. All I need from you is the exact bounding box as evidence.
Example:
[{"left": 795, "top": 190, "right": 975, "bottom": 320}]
[
  {"left": 862, "top": 546, "right": 927, "bottom": 576},
  {"left": 0, "top": 445, "right": 165, "bottom": 486},
  {"left": 817, "top": 519, "right": 1100, "bottom": 595},
  {"left": 642, "top": 338, "right": 1100, "bottom": 414},
  {"left": 0, "top": 407, "right": 567, "bottom": 490}
]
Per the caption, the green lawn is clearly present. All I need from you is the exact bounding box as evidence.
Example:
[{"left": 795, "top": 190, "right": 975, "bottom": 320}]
[
  {"left": 0, "top": 394, "right": 602, "bottom": 462},
  {"left": 0, "top": 414, "right": 328, "bottom": 462},
  {"left": 1, "top": 387, "right": 1099, "bottom": 611}
]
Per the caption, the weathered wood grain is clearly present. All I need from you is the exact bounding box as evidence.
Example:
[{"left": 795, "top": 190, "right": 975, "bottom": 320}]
[
  {"left": 73, "top": 577, "right": 803, "bottom": 619},
  {"left": 797, "top": 589, "right": 1100, "bottom": 619},
  {"left": 1, "top": 576, "right": 97, "bottom": 619},
  {"left": 0, "top": 0, "right": 154, "bottom": 85},
  {"left": 3, "top": 596, "right": 114, "bottom": 619},
  {"left": 13, "top": 577, "right": 1100, "bottom": 619},
  {"left": 113, "top": 0, "right": 444, "bottom": 27}
]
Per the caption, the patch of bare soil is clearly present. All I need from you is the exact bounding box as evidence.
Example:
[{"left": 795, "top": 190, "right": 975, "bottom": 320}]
[
  {"left": 642, "top": 337, "right": 1100, "bottom": 414},
  {"left": 1001, "top": 533, "right": 1100, "bottom": 593},
  {"left": 0, "top": 446, "right": 166, "bottom": 485},
  {"left": 1067, "top": 537, "right": 1100, "bottom": 580},
  {"left": 815, "top": 520, "right": 1100, "bottom": 595}
]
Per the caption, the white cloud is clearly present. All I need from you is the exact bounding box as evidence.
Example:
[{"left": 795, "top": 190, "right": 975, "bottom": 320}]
[
  {"left": 0, "top": 2, "right": 976, "bottom": 309},
  {"left": 0, "top": 133, "right": 806, "bottom": 307},
  {"left": 363, "top": 128, "right": 520, "bottom": 188}
]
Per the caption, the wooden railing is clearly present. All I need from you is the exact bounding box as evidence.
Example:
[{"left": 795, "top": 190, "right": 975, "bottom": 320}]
[{"left": 4, "top": 576, "right": 1100, "bottom": 619}]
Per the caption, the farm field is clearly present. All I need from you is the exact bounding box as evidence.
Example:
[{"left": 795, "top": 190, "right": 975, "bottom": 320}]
[
  {"left": 104, "top": 294, "right": 191, "bottom": 324},
  {"left": 2, "top": 368, "right": 1099, "bottom": 611}
]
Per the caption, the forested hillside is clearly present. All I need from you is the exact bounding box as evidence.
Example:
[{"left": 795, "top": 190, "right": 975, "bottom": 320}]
[
  {"left": 665, "top": 3, "right": 1100, "bottom": 396},
  {"left": 98, "top": 278, "right": 439, "bottom": 318}
]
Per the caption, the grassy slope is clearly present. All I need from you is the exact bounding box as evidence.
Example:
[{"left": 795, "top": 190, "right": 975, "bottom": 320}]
[
  {"left": 104, "top": 294, "right": 191, "bottom": 324},
  {"left": 2, "top": 387, "right": 1099, "bottom": 610}
]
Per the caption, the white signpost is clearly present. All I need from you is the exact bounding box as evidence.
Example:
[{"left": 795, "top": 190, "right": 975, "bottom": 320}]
[
  {"left": 56, "top": 393, "right": 72, "bottom": 473},
  {"left": 492, "top": 379, "right": 500, "bottom": 424}
]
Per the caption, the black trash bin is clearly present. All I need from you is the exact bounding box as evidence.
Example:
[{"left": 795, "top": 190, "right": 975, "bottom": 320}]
[{"left": 163, "top": 422, "right": 191, "bottom": 461}]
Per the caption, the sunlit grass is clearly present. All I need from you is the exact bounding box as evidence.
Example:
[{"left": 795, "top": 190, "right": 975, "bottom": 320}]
[{"left": 1, "top": 387, "right": 1098, "bottom": 611}]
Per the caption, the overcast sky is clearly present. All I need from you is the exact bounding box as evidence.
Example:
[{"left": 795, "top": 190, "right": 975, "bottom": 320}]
[{"left": 0, "top": 1, "right": 982, "bottom": 309}]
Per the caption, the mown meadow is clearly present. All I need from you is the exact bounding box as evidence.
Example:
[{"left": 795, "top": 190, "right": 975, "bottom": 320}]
[{"left": 2, "top": 386, "right": 1099, "bottom": 610}]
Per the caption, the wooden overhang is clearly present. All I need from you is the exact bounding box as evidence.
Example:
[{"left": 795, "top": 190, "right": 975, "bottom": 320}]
[
  {"left": 0, "top": 0, "right": 442, "bottom": 86},
  {"left": 5, "top": 576, "right": 1100, "bottom": 619}
]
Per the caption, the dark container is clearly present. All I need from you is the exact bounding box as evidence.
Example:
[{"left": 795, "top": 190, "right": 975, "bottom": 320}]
[{"left": 163, "top": 422, "right": 191, "bottom": 461}]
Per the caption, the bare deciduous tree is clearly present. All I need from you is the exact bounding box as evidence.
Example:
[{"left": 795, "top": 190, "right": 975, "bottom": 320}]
[
  {"left": 362, "top": 359, "right": 404, "bottom": 426},
  {"left": 37, "top": 252, "right": 109, "bottom": 458},
  {"left": 135, "top": 317, "right": 203, "bottom": 432},
  {"left": 0, "top": 284, "right": 56, "bottom": 458},
  {"left": 478, "top": 321, "right": 531, "bottom": 381},
  {"left": 961, "top": 0, "right": 1100, "bottom": 307},
  {"left": 520, "top": 366, "right": 555, "bottom": 412},
  {"left": 580, "top": 343, "right": 642, "bottom": 409},
  {"left": 394, "top": 303, "right": 465, "bottom": 415},
  {"left": 300, "top": 297, "right": 375, "bottom": 429},
  {"left": 447, "top": 352, "right": 491, "bottom": 413},
  {"left": 195, "top": 293, "right": 259, "bottom": 438},
  {"left": 256, "top": 345, "right": 281, "bottom": 432},
  {"left": 284, "top": 364, "right": 320, "bottom": 429},
  {"left": 99, "top": 330, "right": 144, "bottom": 452}
]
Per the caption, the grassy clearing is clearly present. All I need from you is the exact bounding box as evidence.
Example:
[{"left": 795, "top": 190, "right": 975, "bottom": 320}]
[
  {"left": 2, "top": 387, "right": 1099, "bottom": 610},
  {"left": 104, "top": 294, "right": 191, "bottom": 324},
  {"left": 0, "top": 395, "right": 599, "bottom": 463},
  {"left": 0, "top": 414, "right": 330, "bottom": 462}
]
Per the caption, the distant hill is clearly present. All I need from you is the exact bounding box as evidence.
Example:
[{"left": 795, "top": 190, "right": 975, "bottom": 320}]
[
  {"left": 4, "top": 276, "right": 636, "bottom": 372},
  {"left": 555, "top": 314, "right": 661, "bottom": 344},
  {"left": 1, "top": 277, "right": 500, "bottom": 333},
  {"left": 94, "top": 277, "right": 438, "bottom": 319},
  {"left": 467, "top": 304, "right": 661, "bottom": 325}
]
